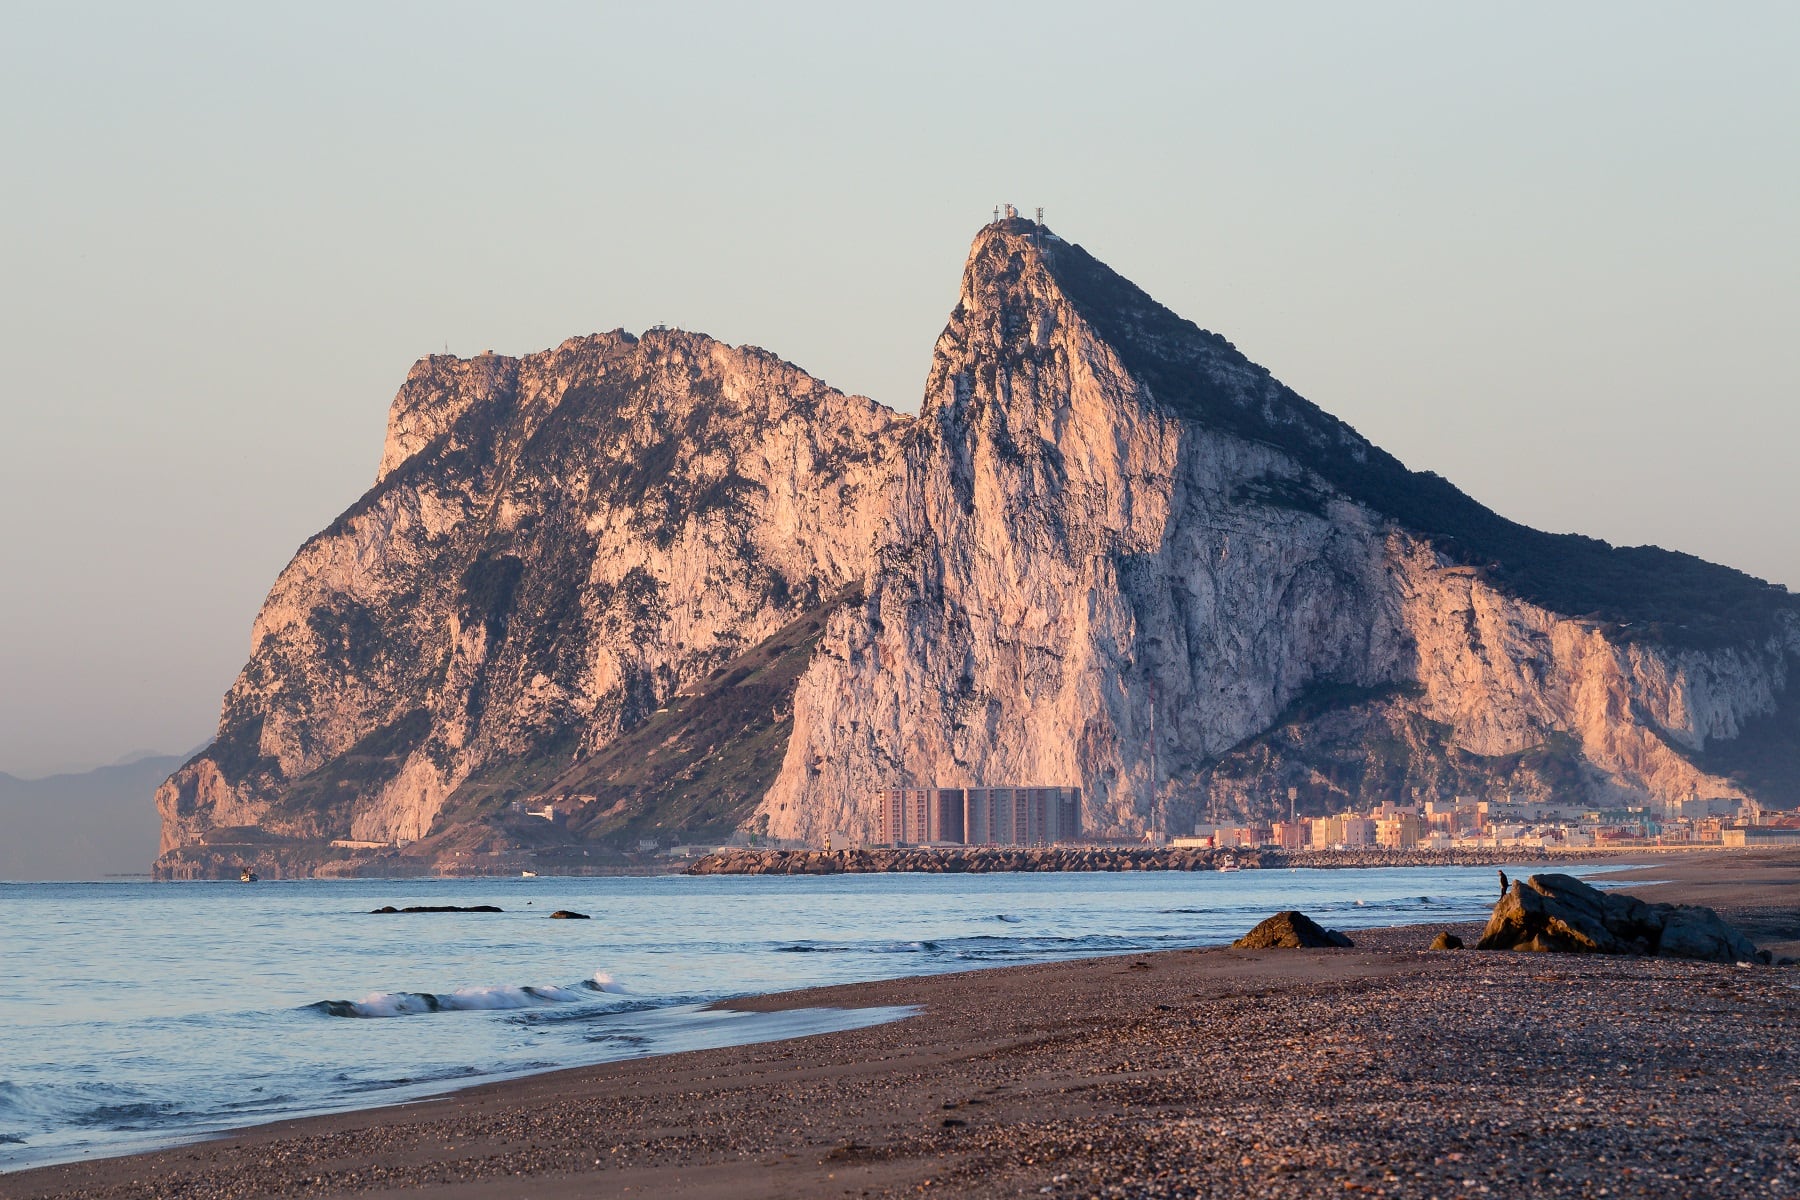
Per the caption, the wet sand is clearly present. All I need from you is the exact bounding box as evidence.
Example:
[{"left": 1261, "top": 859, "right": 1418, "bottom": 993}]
[{"left": 11, "top": 850, "right": 1799, "bottom": 1200}]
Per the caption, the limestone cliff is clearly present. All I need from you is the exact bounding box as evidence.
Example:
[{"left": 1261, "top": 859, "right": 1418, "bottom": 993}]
[
  {"left": 157, "top": 330, "right": 900, "bottom": 872},
  {"left": 754, "top": 220, "right": 1799, "bottom": 841},
  {"left": 155, "top": 220, "right": 1799, "bottom": 876}
]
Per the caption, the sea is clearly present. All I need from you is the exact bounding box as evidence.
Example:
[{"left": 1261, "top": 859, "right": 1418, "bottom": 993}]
[{"left": 0, "top": 863, "right": 1603, "bottom": 1171}]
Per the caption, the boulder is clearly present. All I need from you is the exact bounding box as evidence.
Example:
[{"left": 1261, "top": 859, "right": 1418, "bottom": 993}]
[
  {"left": 1655, "top": 904, "right": 1761, "bottom": 963},
  {"left": 1233, "top": 911, "right": 1354, "bottom": 950},
  {"left": 1429, "top": 932, "right": 1465, "bottom": 951},
  {"left": 1477, "top": 874, "right": 1761, "bottom": 963}
]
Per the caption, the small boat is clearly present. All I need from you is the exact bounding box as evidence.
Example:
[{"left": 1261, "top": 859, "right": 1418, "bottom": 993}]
[
  {"left": 239, "top": 868, "right": 258, "bottom": 883},
  {"left": 521, "top": 870, "right": 538, "bottom": 878}
]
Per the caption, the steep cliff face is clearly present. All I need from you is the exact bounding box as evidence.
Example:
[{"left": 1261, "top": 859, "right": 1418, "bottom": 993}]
[
  {"left": 753, "top": 221, "right": 1799, "bottom": 841},
  {"left": 157, "top": 220, "right": 1799, "bottom": 875},
  {"left": 157, "top": 330, "right": 900, "bottom": 862}
]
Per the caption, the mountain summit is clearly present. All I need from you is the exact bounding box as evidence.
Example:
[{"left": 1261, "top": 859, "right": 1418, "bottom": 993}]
[{"left": 155, "top": 221, "right": 1799, "bottom": 877}]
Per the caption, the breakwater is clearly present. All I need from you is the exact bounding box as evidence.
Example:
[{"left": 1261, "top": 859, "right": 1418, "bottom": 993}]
[{"left": 681, "top": 846, "right": 1630, "bottom": 875}]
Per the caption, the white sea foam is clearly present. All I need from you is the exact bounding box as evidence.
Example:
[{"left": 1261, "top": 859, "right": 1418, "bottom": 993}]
[{"left": 313, "top": 972, "right": 625, "bottom": 1018}]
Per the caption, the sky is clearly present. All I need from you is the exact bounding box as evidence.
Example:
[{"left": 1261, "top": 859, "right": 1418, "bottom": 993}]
[{"left": 1, "top": 3, "right": 1796, "bottom": 778}]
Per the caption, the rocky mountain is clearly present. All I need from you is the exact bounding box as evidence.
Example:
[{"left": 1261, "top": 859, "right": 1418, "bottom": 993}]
[
  {"left": 2, "top": 755, "right": 182, "bottom": 880},
  {"left": 154, "top": 219, "right": 1800, "bottom": 877}
]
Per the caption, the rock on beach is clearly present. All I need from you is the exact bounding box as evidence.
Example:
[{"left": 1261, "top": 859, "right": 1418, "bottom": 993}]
[
  {"left": 1476, "top": 873, "right": 1765, "bottom": 963},
  {"left": 1232, "top": 911, "right": 1354, "bottom": 949}
]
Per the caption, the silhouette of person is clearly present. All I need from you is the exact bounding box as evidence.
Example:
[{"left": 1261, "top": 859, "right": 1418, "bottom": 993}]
[{"left": 1498, "top": 869, "right": 1510, "bottom": 896}]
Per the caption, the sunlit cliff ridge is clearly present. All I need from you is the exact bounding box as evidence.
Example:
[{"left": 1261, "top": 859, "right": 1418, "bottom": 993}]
[{"left": 155, "top": 219, "right": 1800, "bottom": 877}]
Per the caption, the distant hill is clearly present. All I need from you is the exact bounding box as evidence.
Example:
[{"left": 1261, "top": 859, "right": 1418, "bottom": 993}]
[{"left": 0, "top": 756, "right": 183, "bottom": 880}]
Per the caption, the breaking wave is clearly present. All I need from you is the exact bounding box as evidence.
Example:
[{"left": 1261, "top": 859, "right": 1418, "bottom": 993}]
[
  {"left": 774, "top": 940, "right": 939, "bottom": 954},
  {"left": 306, "top": 971, "right": 625, "bottom": 1019}
]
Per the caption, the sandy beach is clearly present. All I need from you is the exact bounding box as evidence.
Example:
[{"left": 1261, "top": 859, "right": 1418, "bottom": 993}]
[{"left": 10, "top": 850, "right": 1799, "bottom": 1200}]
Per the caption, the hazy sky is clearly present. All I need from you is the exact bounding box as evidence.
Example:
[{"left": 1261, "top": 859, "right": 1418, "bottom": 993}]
[{"left": 2, "top": 3, "right": 1796, "bottom": 778}]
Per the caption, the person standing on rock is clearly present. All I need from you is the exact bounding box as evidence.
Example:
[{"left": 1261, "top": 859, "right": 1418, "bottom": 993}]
[{"left": 1498, "top": 869, "right": 1510, "bottom": 897}]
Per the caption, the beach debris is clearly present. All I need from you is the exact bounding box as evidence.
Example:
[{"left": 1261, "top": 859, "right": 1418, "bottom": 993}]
[
  {"left": 1232, "top": 910, "right": 1354, "bottom": 949},
  {"left": 1476, "top": 873, "right": 1767, "bottom": 963},
  {"left": 549, "top": 909, "right": 591, "bottom": 919},
  {"left": 368, "top": 904, "right": 505, "bottom": 914},
  {"left": 1429, "top": 931, "right": 1465, "bottom": 951}
]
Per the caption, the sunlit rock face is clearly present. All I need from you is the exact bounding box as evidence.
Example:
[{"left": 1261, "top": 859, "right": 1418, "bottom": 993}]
[
  {"left": 157, "top": 220, "right": 1799, "bottom": 874},
  {"left": 157, "top": 330, "right": 901, "bottom": 860},
  {"left": 754, "top": 221, "right": 1798, "bottom": 842}
]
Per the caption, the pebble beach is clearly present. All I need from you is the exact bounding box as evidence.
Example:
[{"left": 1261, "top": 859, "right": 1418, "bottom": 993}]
[{"left": 10, "top": 852, "right": 1798, "bottom": 1200}]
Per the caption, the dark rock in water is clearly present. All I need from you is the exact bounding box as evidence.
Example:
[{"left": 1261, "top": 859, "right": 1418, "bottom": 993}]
[
  {"left": 549, "top": 909, "right": 590, "bottom": 920},
  {"left": 1429, "top": 932, "right": 1465, "bottom": 951},
  {"left": 370, "top": 904, "right": 504, "bottom": 914},
  {"left": 1233, "top": 911, "right": 1354, "bottom": 950},
  {"left": 1476, "top": 874, "right": 1763, "bottom": 963}
]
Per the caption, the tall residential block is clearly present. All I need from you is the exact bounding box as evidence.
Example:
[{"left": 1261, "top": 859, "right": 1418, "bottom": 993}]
[
  {"left": 876, "top": 785, "right": 1082, "bottom": 846},
  {"left": 878, "top": 788, "right": 966, "bottom": 845},
  {"left": 963, "top": 787, "right": 1081, "bottom": 846}
]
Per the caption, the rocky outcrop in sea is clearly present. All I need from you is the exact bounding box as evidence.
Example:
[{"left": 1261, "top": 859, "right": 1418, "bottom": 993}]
[{"left": 154, "top": 218, "right": 1800, "bottom": 878}]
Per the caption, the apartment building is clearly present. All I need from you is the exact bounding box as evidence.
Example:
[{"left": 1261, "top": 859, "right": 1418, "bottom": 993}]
[
  {"left": 877, "top": 785, "right": 1082, "bottom": 846},
  {"left": 964, "top": 786, "right": 1081, "bottom": 846},
  {"left": 878, "top": 788, "right": 966, "bottom": 845}
]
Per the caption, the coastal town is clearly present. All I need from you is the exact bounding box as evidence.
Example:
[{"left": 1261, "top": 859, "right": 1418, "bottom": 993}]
[
  {"left": 1176, "top": 794, "right": 1800, "bottom": 854},
  {"left": 867, "top": 785, "right": 1800, "bottom": 855}
]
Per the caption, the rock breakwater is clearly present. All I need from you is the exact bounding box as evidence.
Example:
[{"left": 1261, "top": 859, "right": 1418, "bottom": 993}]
[
  {"left": 681, "top": 846, "right": 1629, "bottom": 875},
  {"left": 685, "top": 846, "right": 1258, "bottom": 875}
]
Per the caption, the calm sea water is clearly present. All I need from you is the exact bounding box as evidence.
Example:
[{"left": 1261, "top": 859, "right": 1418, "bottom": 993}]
[{"left": 0, "top": 865, "right": 1591, "bottom": 1170}]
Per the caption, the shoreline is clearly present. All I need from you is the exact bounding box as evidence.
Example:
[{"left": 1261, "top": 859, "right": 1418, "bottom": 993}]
[{"left": 9, "top": 850, "right": 1798, "bottom": 1198}]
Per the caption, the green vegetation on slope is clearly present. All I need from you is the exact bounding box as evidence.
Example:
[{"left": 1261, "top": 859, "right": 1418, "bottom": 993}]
[
  {"left": 1190, "top": 683, "right": 1593, "bottom": 824},
  {"left": 1687, "top": 684, "right": 1800, "bottom": 803},
  {"left": 553, "top": 589, "right": 857, "bottom": 844},
  {"left": 425, "top": 588, "right": 858, "bottom": 849}
]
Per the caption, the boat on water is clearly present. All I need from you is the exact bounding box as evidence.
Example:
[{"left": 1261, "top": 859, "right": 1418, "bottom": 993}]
[
  {"left": 1218, "top": 857, "right": 1241, "bottom": 873},
  {"left": 239, "top": 868, "right": 258, "bottom": 883},
  {"left": 521, "top": 870, "right": 538, "bottom": 878}
]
